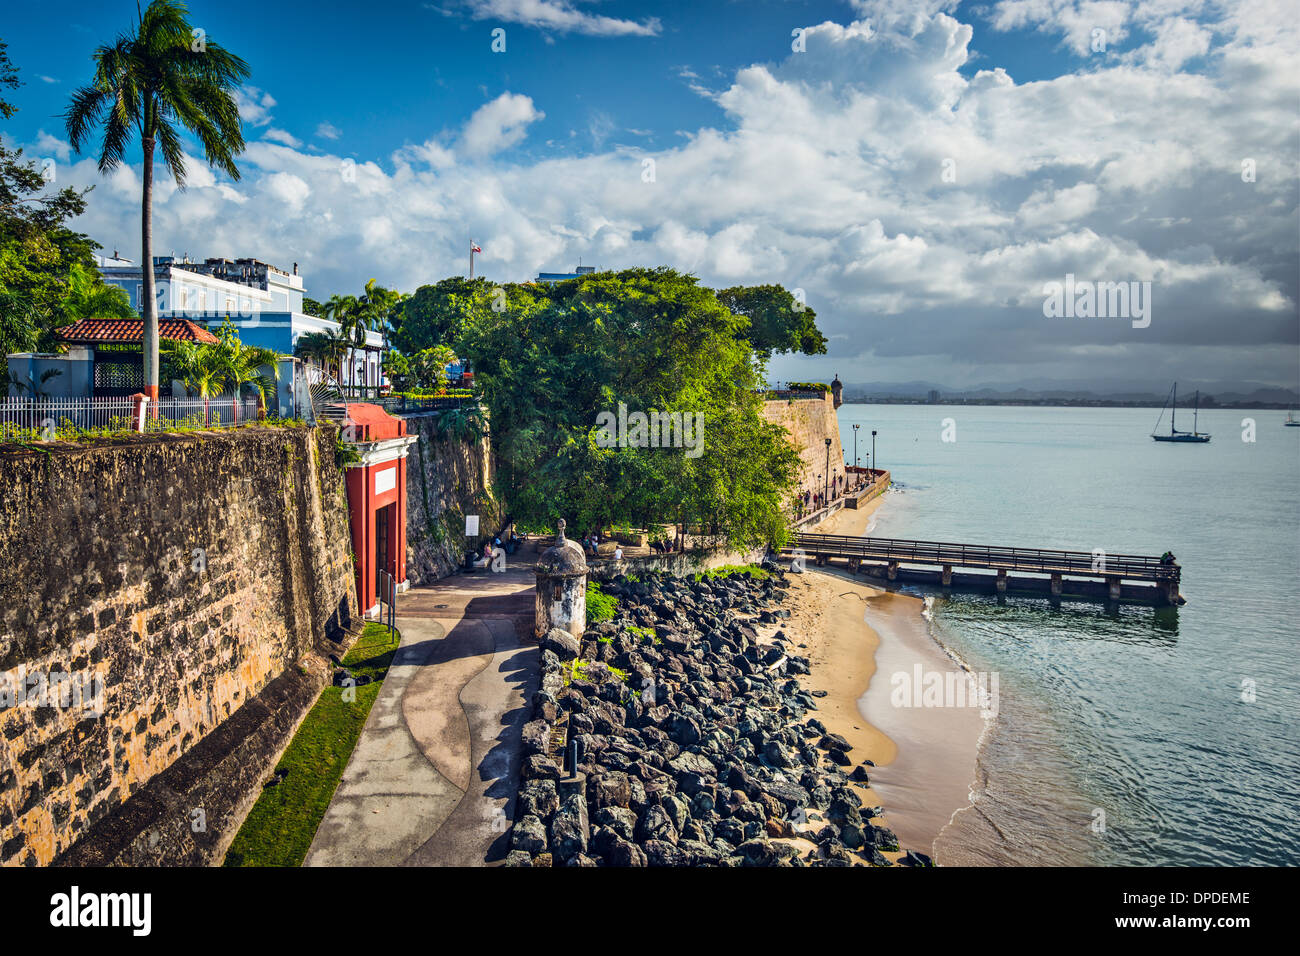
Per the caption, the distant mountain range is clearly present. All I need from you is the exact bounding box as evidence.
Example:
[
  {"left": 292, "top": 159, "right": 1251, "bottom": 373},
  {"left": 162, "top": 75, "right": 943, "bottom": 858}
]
[{"left": 839, "top": 378, "right": 1300, "bottom": 407}]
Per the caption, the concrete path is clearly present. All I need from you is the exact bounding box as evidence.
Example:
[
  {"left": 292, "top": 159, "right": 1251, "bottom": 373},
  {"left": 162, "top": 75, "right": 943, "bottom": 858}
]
[{"left": 304, "top": 567, "right": 537, "bottom": 867}]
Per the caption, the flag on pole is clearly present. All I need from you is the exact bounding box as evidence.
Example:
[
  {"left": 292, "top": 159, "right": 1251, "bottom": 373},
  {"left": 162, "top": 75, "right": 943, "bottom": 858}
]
[{"left": 471, "top": 243, "right": 482, "bottom": 254}]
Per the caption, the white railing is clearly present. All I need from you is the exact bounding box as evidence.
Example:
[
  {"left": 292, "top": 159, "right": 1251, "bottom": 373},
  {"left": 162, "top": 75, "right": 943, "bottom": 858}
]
[
  {"left": 0, "top": 394, "right": 262, "bottom": 440},
  {"left": 0, "top": 396, "right": 137, "bottom": 439},
  {"left": 151, "top": 394, "right": 260, "bottom": 428}
]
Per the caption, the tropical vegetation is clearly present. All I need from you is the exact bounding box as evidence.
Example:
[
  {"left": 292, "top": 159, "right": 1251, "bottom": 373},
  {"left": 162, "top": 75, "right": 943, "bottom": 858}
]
[
  {"left": 0, "top": 40, "right": 135, "bottom": 364},
  {"left": 454, "top": 267, "right": 806, "bottom": 551},
  {"left": 161, "top": 319, "right": 285, "bottom": 420},
  {"left": 64, "top": 0, "right": 249, "bottom": 396}
]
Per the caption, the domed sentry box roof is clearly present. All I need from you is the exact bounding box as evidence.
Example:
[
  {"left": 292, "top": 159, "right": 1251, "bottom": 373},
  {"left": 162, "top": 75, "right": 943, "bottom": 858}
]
[{"left": 536, "top": 519, "right": 588, "bottom": 577}]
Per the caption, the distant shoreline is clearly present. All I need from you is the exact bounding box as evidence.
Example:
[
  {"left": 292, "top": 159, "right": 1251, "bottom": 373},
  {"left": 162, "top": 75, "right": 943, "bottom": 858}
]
[{"left": 843, "top": 399, "right": 1297, "bottom": 410}]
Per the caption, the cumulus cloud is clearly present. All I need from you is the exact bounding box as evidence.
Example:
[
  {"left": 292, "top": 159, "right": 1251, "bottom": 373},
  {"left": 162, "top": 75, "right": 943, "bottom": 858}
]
[
  {"left": 459, "top": 0, "right": 660, "bottom": 37},
  {"left": 315, "top": 122, "right": 343, "bottom": 140},
  {"left": 457, "top": 92, "right": 544, "bottom": 157},
  {"left": 48, "top": 4, "right": 1300, "bottom": 388},
  {"left": 33, "top": 130, "right": 72, "bottom": 163},
  {"left": 235, "top": 86, "right": 277, "bottom": 126},
  {"left": 263, "top": 128, "right": 303, "bottom": 148}
]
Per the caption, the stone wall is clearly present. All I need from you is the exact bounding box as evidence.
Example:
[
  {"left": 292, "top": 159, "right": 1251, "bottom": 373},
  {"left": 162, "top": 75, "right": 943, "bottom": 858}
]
[
  {"left": 0, "top": 425, "right": 357, "bottom": 866},
  {"left": 403, "top": 413, "right": 504, "bottom": 585},
  {"left": 760, "top": 392, "right": 847, "bottom": 501},
  {"left": 586, "top": 546, "right": 766, "bottom": 582}
]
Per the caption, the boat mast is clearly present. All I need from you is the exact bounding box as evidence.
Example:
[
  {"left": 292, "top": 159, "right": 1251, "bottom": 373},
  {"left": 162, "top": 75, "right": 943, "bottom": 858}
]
[
  {"left": 1193, "top": 390, "right": 1199, "bottom": 435},
  {"left": 1171, "top": 382, "right": 1177, "bottom": 434}
]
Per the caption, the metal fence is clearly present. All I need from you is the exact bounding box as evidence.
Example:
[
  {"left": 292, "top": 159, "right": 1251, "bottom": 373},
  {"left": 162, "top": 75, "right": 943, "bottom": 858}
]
[
  {"left": 0, "top": 394, "right": 261, "bottom": 440},
  {"left": 0, "top": 396, "right": 136, "bottom": 439},
  {"left": 151, "top": 395, "right": 260, "bottom": 428}
]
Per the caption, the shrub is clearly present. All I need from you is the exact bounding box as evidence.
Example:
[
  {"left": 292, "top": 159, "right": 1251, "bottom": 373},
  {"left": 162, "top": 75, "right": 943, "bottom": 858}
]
[{"left": 586, "top": 580, "right": 617, "bottom": 623}]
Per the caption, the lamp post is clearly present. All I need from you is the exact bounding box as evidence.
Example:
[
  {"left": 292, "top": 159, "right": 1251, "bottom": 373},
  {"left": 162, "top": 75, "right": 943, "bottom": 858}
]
[
  {"left": 824, "top": 437, "right": 832, "bottom": 507},
  {"left": 871, "top": 430, "right": 877, "bottom": 483},
  {"left": 852, "top": 424, "right": 860, "bottom": 487}
]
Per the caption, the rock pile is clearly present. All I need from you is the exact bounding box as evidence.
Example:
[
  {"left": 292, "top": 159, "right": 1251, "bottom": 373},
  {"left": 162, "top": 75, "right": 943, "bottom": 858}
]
[{"left": 505, "top": 566, "right": 932, "bottom": 867}]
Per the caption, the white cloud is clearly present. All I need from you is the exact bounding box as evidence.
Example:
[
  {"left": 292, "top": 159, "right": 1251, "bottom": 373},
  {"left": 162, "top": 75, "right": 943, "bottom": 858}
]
[
  {"left": 33, "top": 130, "right": 72, "bottom": 163},
  {"left": 457, "top": 93, "right": 544, "bottom": 157},
  {"left": 264, "top": 128, "right": 303, "bottom": 148},
  {"left": 235, "top": 86, "right": 277, "bottom": 126},
  {"left": 461, "top": 0, "right": 660, "bottom": 37},
  {"left": 315, "top": 122, "right": 343, "bottom": 140},
  {"left": 262, "top": 171, "right": 311, "bottom": 211},
  {"left": 54, "top": 4, "right": 1300, "bottom": 388}
]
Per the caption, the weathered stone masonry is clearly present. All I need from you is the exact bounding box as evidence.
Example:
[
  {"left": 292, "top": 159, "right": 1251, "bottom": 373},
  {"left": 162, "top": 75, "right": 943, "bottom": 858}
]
[
  {"left": 0, "top": 425, "right": 357, "bottom": 866},
  {"left": 403, "top": 412, "right": 502, "bottom": 586}
]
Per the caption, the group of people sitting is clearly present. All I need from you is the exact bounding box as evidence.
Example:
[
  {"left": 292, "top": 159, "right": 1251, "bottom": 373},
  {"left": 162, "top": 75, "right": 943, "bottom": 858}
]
[
  {"left": 469, "top": 530, "right": 523, "bottom": 569},
  {"left": 580, "top": 531, "right": 623, "bottom": 561}
]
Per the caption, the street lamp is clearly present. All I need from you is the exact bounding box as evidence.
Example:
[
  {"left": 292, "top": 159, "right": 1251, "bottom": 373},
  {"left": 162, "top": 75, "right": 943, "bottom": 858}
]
[
  {"left": 871, "top": 430, "right": 877, "bottom": 482},
  {"left": 824, "top": 437, "right": 832, "bottom": 506},
  {"left": 852, "top": 424, "right": 860, "bottom": 487}
]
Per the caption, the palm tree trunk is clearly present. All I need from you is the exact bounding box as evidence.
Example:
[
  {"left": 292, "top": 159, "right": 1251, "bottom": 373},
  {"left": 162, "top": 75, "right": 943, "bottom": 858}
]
[{"left": 141, "top": 134, "right": 159, "bottom": 404}]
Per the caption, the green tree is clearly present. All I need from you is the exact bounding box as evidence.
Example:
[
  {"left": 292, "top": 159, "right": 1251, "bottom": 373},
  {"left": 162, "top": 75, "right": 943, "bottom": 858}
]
[
  {"left": 0, "top": 289, "right": 39, "bottom": 357},
  {"left": 64, "top": 0, "right": 249, "bottom": 397},
  {"left": 58, "top": 261, "right": 134, "bottom": 321},
  {"left": 392, "top": 276, "right": 494, "bottom": 355},
  {"left": 321, "top": 293, "right": 359, "bottom": 388},
  {"left": 294, "top": 329, "right": 346, "bottom": 379},
  {"left": 1, "top": 41, "right": 120, "bottom": 351},
  {"left": 714, "top": 284, "right": 827, "bottom": 360},
  {"left": 459, "top": 268, "right": 799, "bottom": 549}
]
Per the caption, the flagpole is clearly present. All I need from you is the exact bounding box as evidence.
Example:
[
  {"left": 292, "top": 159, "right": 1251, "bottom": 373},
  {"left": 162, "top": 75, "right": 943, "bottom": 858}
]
[{"left": 470, "top": 240, "right": 475, "bottom": 279}]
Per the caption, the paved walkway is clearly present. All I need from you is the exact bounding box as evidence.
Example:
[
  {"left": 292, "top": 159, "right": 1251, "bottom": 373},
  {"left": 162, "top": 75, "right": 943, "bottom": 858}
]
[{"left": 304, "top": 567, "right": 538, "bottom": 867}]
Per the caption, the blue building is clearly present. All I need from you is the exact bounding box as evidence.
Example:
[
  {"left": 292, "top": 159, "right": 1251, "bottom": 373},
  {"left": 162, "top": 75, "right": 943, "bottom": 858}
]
[
  {"left": 98, "top": 255, "right": 386, "bottom": 407},
  {"left": 536, "top": 265, "right": 596, "bottom": 284}
]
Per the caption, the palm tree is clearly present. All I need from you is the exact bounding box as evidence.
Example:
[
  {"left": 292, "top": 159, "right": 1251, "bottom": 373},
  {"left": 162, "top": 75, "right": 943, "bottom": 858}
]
[
  {"left": 60, "top": 262, "right": 136, "bottom": 321},
  {"left": 322, "top": 293, "right": 359, "bottom": 391},
  {"left": 218, "top": 339, "right": 282, "bottom": 419},
  {"left": 162, "top": 339, "right": 222, "bottom": 422},
  {"left": 357, "top": 279, "right": 400, "bottom": 395},
  {"left": 64, "top": 0, "right": 248, "bottom": 400}
]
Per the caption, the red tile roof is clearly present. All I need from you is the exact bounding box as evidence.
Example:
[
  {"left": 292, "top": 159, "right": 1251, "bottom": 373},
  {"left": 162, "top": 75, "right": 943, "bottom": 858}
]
[{"left": 56, "top": 318, "right": 220, "bottom": 344}]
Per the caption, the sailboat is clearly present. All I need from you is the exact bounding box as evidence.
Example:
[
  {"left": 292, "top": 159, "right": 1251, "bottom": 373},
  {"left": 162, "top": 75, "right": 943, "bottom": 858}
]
[
  {"left": 1152, "top": 382, "right": 1210, "bottom": 443},
  {"left": 1286, "top": 411, "right": 1300, "bottom": 427}
]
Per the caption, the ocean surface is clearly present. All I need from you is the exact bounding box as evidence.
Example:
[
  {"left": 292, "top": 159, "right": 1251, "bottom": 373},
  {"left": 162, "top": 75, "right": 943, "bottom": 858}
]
[{"left": 835, "top": 403, "right": 1300, "bottom": 866}]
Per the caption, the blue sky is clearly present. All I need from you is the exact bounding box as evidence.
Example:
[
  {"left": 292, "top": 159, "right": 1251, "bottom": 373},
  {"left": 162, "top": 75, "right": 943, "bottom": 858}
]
[
  {"left": 2, "top": 1, "right": 1296, "bottom": 390},
  {"left": 6, "top": 1, "right": 1085, "bottom": 163}
]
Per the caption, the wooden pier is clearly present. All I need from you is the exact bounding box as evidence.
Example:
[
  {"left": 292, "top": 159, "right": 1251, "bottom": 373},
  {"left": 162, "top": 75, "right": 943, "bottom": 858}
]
[{"left": 782, "top": 532, "right": 1183, "bottom": 605}]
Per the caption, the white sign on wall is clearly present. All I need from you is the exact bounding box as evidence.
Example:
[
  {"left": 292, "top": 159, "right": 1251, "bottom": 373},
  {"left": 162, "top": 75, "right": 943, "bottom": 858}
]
[
  {"left": 465, "top": 515, "right": 480, "bottom": 536},
  {"left": 374, "top": 467, "right": 396, "bottom": 494}
]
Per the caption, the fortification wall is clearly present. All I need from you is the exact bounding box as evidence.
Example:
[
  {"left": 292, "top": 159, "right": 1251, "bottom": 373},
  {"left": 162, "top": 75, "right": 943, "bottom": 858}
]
[
  {"left": 0, "top": 425, "right": 357, "bottom": 866},
  {"left": 403, "top": 413, "right": 504, "bottom": 585},
  {"left": 760, "top": 392, "right": 847, "bottom": 501}
]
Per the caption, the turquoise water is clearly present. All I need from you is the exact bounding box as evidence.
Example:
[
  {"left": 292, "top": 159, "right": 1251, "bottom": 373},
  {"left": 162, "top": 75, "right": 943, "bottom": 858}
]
[{"left": 836, "top": 403, "right": 1300, "bottom": 866}]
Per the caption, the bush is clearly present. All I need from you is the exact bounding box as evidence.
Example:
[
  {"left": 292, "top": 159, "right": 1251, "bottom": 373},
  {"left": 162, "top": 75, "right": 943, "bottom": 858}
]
[{"left": 586, "top": 580, "right": 617, "bottom": 623}]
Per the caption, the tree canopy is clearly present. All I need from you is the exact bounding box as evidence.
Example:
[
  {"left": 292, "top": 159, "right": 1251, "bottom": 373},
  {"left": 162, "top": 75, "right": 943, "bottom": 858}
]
[
  {"left": 457, "top": 268, "right": 802, "bottom": 549},
  {"left": 715, "top": 284, "right": 827, "bottom": 360},
  {"left": 0, "top": 39, "right": 134, "bottom": 359}
]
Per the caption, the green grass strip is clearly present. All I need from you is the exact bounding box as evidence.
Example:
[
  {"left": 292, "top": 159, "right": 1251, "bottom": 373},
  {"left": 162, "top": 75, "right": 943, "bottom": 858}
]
[{"left": 222, "top": 622, "right": 400, "bottom": 867}]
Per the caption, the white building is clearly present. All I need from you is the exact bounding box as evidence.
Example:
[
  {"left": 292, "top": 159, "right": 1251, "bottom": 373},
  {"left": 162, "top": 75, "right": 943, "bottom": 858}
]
[{"left": 97, "top": 255, "right": 386, "bottom": 392}]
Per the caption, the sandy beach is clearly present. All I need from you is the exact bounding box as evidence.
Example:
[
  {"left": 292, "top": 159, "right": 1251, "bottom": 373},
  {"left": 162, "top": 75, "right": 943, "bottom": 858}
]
[{"left": 779, "top": 491, "right": 987, "bottom": 862}]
